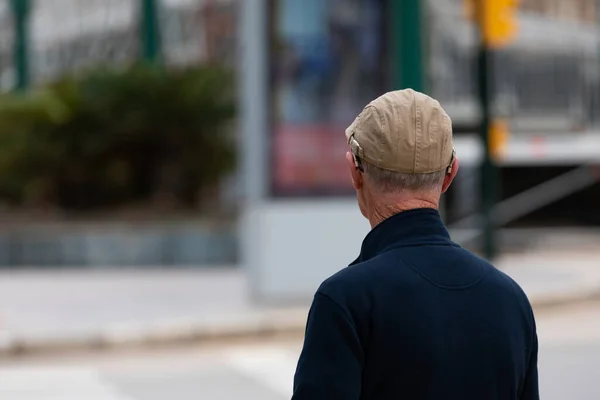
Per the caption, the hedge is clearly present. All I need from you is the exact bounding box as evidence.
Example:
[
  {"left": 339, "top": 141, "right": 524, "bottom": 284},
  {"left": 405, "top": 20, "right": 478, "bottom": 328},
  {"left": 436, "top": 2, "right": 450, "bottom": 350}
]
[{"left": 0, "top": 63, "right": 236, "bottom": 211}]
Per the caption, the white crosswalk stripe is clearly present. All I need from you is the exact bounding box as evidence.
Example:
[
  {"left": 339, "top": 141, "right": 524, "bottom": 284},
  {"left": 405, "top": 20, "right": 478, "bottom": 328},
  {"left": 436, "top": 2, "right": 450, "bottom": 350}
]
[
  {"left": 0, "top": 367, "right": 134, "bottom": 400},
  {"left": 537, "top": 306, "right": 600, "bottom": 346},
  {"left": 225, "top": 347, "right": 299, "bottom": 397}
]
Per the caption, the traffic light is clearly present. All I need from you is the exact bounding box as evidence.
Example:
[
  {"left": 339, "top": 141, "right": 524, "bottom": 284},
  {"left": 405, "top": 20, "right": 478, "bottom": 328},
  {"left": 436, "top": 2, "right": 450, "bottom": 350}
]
[
  {"left": 483, "top": 0, "right": 519, "bottom": 48},
  {"left": 464, "top": 0, "right": 519, "bottom": 49},
  {"left": 489, "top": 119, "right": 509, "bottom": 160}
]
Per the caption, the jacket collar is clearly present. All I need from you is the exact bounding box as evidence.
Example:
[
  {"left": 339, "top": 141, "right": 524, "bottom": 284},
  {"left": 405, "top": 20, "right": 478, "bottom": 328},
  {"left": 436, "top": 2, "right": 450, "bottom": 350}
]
[{"left": 351, "top": 208, "right": 454, "bottom": 264}]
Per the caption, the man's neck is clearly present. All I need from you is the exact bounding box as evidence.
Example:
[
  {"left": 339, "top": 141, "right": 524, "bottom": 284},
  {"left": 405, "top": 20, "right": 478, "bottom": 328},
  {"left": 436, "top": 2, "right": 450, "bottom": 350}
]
[{"left": 368, "top": 199, "right": 439, "bottom": 229}]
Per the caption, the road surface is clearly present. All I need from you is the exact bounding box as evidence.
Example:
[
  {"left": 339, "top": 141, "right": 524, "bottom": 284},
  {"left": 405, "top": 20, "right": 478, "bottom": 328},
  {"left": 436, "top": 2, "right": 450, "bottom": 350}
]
[{"left": 1, "top": 301, "right": 600, "bottom": 399}]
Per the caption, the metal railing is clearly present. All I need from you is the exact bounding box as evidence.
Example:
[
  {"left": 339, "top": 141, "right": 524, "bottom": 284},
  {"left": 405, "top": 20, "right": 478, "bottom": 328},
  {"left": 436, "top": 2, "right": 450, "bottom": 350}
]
[{"left": 0, "top": 0, "right": 238, "bottom": 91}]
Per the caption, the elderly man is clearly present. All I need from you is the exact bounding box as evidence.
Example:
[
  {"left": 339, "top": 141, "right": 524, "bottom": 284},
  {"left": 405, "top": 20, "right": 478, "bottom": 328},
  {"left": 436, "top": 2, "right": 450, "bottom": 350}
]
[{"left": 292, "top": 89, "right": 539, "bottom": 400}]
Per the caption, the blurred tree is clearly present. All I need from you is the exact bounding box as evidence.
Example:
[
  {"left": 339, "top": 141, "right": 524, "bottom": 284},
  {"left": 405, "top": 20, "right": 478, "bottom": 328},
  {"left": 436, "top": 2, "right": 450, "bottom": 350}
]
[{"left": 0, "top": 63, "right": 236, "bottom": 212}]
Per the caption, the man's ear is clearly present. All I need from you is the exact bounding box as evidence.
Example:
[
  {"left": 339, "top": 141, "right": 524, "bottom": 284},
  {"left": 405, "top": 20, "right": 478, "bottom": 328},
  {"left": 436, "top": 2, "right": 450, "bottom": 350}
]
[
  {"left": 346, "top": 151, "right": 363, "bottom": 190},
  {"left": 441, "top": 156, "right": 459, "bottom": 194}
]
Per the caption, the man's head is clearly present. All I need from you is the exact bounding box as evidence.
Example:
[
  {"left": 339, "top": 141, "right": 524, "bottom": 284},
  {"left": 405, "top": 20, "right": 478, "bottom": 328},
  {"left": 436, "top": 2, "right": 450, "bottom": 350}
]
[{"left": 345, "top": 89, "right": 459, "bottom": 227}]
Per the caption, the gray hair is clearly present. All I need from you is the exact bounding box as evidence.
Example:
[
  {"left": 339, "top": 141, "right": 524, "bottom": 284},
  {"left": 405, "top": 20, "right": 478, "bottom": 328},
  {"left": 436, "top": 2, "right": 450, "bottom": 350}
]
[{"left": 363, "top": 161, "right": 446, "bottom": 193}]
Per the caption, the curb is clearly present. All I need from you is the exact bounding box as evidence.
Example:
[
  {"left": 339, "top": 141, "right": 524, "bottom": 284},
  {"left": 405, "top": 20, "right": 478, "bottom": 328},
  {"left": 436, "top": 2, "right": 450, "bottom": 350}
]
[
  {"left": 2, "top": 287, "right": 600, "bottom": 358},
  {"left": 528, "top": 283, "right": 600, "bottom": 310},
  {"left": 0, "top": 309, "right": 309, "bottom": 358}
]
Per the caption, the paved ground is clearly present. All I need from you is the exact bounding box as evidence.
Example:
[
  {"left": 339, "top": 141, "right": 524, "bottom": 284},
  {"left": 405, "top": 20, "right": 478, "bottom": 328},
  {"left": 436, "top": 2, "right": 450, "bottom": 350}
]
[
  {"left": 1, "top": 249, "right": 600, "bottom": 352},
  {"left": 1, "top": 300, "right": 600, "bottom": 399},
  {"left": 0, "top": 269, "right": 256, "bottom": 342}
]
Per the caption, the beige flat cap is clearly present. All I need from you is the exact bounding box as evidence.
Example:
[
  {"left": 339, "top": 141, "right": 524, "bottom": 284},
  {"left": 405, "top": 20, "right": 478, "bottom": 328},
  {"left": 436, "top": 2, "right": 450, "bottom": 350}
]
[{"left": 345, "top": 89, "right": 454, "bottom": 174}]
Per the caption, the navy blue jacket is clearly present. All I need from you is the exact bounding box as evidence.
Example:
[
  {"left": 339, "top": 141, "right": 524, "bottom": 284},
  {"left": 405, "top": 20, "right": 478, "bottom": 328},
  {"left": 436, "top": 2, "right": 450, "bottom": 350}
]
[{"left": 293, "top": 208, "right": 538, "bottom": 400}]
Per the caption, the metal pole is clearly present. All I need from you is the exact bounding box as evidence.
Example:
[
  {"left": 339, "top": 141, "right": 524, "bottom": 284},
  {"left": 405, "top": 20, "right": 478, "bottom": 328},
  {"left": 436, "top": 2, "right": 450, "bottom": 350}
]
[
  {"left": 11, "top": 0, "right": 31, "bottom": 91},
  {"left": 240, "top": 0, "right": 269, "bottom": 302},
  {"left": 393, "top": 0, "right": 425, "bottom": 92},
  {"left": 476, "top": 2, "right": 498, "bottom": 260},
  {"left": 240, "top": 0, "right": 269, "bottom": 203},
  {"left": 140, "top": 0, "right": 161, "bottom": 62}
]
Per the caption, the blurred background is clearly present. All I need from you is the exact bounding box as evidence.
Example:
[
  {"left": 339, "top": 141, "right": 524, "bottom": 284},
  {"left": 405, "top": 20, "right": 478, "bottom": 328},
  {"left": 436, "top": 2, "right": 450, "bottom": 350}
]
[{"left": 0, "top": 0, "right": 599, "bottom": 399}]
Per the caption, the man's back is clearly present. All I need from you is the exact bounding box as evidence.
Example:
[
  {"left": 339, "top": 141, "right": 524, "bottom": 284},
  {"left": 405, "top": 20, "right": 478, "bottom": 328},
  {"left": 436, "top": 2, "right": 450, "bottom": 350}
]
[{"left": 293, "top": 209, "right": 538, "bottom": 400}]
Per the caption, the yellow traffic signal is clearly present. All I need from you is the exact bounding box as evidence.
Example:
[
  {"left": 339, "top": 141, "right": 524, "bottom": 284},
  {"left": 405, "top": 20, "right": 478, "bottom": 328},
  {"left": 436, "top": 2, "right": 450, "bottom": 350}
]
[
  {"left": 489, "top": 119, "right": 509, "bottom": 160},
  {"left": 464, "top": 0, "right": 519, "bottom": 49},
  {"left": 483, "top": 0, "right": 519, "bottom": 48}
]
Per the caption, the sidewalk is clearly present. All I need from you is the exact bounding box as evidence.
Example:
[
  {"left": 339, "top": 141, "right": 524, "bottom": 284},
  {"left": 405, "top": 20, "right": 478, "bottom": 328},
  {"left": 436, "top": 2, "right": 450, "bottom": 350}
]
[{"left": 1, "top": 250, "right": 599, "bottom": 356}]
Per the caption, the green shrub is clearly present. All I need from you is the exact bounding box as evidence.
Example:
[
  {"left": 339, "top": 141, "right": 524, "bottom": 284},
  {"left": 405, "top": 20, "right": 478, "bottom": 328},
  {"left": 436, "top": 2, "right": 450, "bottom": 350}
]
[{"left": 0, "top": 63, "right": 236, "bottom": 211}]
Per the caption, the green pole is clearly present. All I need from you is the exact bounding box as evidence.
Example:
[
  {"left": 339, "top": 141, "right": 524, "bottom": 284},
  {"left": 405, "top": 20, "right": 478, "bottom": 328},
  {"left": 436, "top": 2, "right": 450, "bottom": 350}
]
[
  {"left": 476, "top": 4, "right": 498, "bottom": 261},
  {"left": 140, "top": 0, "right": 161, "bottom": 63},
  {"left": 392, "top": 0, "right": 425, "bottom": 92},
  {"left": 11, "top": 0, "right": 31, "bottom": 91}
]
